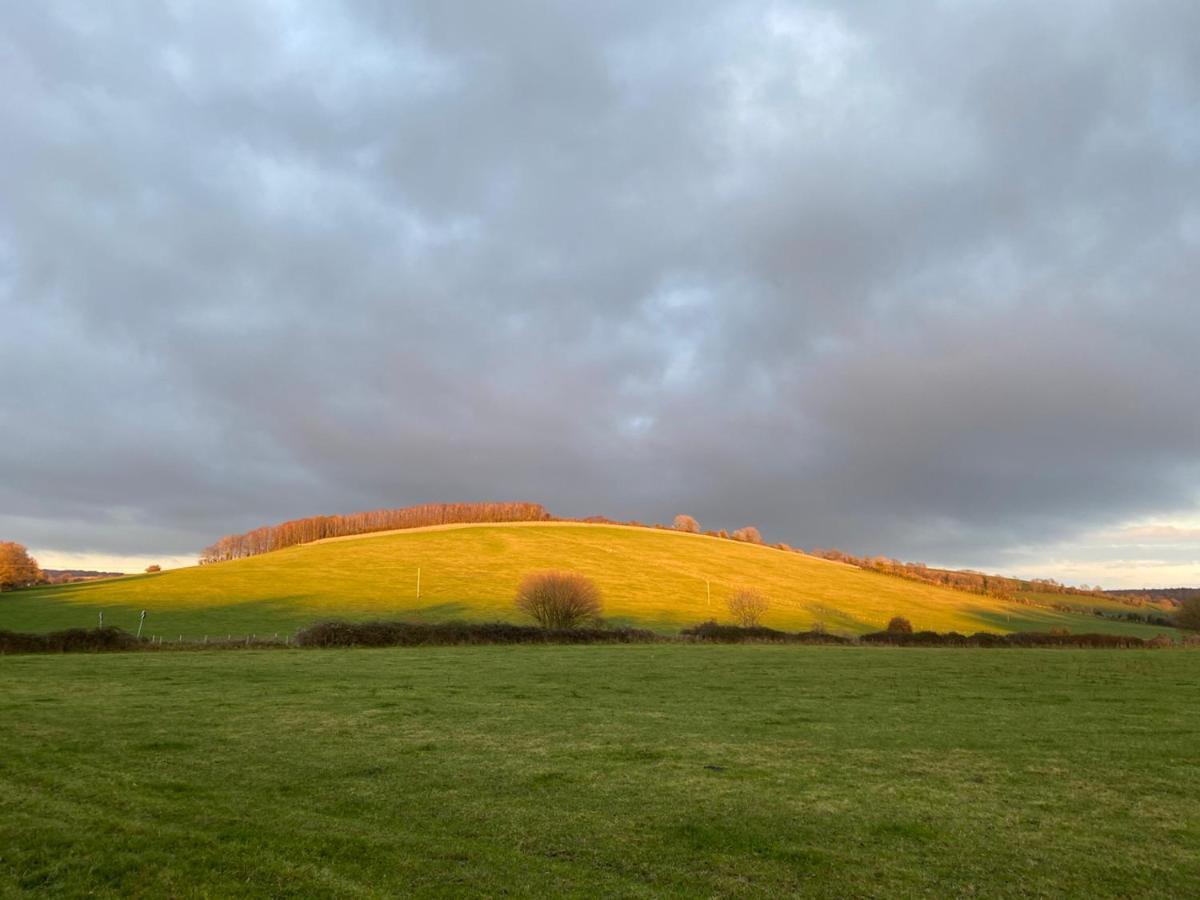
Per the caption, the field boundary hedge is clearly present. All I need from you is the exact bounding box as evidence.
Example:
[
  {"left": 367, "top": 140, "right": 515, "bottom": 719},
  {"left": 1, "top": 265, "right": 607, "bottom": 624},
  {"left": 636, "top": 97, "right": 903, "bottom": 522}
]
[{"left": 0, "top": 623, "right": 1190, "bottom": 655}]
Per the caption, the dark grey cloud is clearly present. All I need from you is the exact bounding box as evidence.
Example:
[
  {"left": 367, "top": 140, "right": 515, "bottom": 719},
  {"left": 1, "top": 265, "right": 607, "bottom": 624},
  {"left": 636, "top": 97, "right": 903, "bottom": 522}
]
[{"left": 2, "top": 1, "right": 1198, "bottom": 583}]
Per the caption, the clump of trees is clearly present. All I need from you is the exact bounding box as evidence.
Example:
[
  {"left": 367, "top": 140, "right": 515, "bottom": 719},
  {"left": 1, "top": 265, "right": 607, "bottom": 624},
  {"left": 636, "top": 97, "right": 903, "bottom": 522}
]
[
  {"left": 727, "top": 588, "right": 769, "bottom": 627},
  {"left": 0, "top": 543, "right": 41, "bottom": 592},
  {"left": 673, "top": 514, "right": 700, "bottom": 533},
  {"left": 145, "top": 565, "right": 162, "bottom": 574},
  {"left": 886, "top": 616, "right": 913, "bottom": 634},
  {"left": 515, "top": 571, "right": 603, "bottom": 629},
  {"left": 731, "top": 526, "right": 763, "bottom": 544},
  {"left": 201, "top": 502, "right": 550, "bottom": 563},
  {"left": 1177, "top": 597, "right": 1200, "bottom": 632}
]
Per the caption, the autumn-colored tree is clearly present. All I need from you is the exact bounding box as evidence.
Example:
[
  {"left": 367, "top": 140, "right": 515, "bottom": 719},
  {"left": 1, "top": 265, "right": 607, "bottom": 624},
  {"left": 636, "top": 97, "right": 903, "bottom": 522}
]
[
  {"left": 0, "top": 542, "right": 41, "bottom": 591},
  {"left": 145, "top": 564, "right": 162, "bottom": 573},
  {"left": 515, "top": 571, "right": 603, "bottom": 629},
  {"left": 673, "top": 514, "right": 700, "bottom": 533},
  {"left": 1177, "top": 597, "right": 1200, "bottom": 632},
  {"left": 727, "top": 588, "right": 769, "bottom": 627},
  {"left": 731, "top": 526, "right": 763, "bottom": 544}
]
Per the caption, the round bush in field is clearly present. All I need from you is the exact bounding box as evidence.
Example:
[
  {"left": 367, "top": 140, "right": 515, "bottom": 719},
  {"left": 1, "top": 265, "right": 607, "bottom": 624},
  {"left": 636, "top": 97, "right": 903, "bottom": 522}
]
[
  {"left": 515, "top": 571, "right": 603, "bottom": 629},
  {"left": 886, "top": 616, "right": 914, "bottom": 634}
]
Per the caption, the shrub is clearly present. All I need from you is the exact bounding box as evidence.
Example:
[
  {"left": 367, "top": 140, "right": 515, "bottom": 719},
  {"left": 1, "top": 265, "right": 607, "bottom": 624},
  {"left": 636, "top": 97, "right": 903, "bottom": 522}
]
[
  {"left": 673, "top": 514, "right": 700, "bottom": 533},
  {"left": 145, "top": 564, "right": 162, "bottom": 573},
  {"left": 680, "top": 621, "right": 851, "bottom": 645},
  {"left": 886, "top": 616, "right": 913, "bottom": 634},
  {"left": 1147, "top": 634, "right": 1174, "bottom": 649},
  {"left": 0, "top": 627, "right": 142, "bottom": 655},
  {"left": 515, "top": 571, "right": 603, "bottom": 629},
  {"left": 727, "top": 589, "right": 769, "bottom": 627},
  {"left": 294, "top": 620, "right": 658, "bottom": 647}
]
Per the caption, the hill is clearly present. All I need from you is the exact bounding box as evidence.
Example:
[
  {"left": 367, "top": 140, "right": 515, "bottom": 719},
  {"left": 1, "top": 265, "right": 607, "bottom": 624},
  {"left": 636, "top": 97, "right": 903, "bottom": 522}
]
[{"left": 0, "top": 523, "right": 1178, "bottom": 638}]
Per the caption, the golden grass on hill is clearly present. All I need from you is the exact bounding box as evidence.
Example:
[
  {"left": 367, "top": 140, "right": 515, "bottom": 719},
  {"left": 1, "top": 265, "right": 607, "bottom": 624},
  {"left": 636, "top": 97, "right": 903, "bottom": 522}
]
[{"left": 1, "top": 523, "right": 1178, "bottom": 638}]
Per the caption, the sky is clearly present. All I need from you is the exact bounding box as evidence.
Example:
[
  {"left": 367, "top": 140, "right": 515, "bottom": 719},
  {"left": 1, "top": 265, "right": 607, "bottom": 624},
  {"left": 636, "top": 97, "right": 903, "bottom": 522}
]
[{"left": 1, "top": 2, "right": 1198, "bottom": 587}]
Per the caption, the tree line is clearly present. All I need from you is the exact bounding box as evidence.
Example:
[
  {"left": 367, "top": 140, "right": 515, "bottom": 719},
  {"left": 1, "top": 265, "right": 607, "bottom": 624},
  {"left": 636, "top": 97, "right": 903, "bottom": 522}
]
[{"left": 199, "top": 502, "right": 551, "bottom": 563}]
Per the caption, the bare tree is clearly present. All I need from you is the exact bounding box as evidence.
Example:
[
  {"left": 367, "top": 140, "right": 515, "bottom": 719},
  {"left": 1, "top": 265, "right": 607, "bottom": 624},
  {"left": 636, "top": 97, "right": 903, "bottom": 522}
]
[
  {"left": 727, "top": 588, "right": 769, "bottom": 627},
  {"left": 731, "top": 526, "right": 764, "bottom": 544},
  {"left": 516, "top": 571, "right": 603, "bottom": 629},
  {"left": 673, "top": 514, "right": 700, "bottom": 533}
]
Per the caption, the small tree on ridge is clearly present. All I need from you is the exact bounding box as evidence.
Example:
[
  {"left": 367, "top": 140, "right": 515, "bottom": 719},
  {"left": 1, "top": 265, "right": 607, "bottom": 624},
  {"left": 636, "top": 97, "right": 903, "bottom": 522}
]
[{"left": 673, "top": 514, "right": 700, "bottom": 533}]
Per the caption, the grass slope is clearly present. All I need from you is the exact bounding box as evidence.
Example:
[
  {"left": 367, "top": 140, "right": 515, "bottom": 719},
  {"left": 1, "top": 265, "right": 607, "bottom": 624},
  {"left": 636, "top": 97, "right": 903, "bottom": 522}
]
[
  {"left": 0, "top": 523, "right": 1177, "bottom": 638},
  {"left": 2, "top": 645, "right": 1198, "bottom": 896}
]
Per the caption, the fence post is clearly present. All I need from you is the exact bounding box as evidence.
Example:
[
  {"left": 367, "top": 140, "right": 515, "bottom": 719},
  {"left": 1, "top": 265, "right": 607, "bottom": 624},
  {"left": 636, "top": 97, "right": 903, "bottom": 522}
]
[{"left": 136, "top": 610, "right": 147, "bottom": 639}]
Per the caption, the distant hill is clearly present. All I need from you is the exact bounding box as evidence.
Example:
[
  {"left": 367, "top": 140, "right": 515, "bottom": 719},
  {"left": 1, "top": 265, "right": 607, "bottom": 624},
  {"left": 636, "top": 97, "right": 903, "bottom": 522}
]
[{"left": 1, "top": 523, "right": 1178, "bottom": 639}]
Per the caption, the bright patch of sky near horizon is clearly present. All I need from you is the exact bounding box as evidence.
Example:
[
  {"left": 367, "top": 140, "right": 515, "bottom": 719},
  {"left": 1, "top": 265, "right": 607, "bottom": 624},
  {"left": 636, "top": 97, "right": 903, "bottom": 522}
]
[{"left": 2, "top": 2, "right": 1198, "bottom": 588}]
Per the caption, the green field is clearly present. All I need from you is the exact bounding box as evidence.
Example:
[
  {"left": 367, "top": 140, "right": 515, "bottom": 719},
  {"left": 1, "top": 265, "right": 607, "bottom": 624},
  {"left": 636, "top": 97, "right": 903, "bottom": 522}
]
[
  {"left": 2, "top": 645, "right": 1197, "bottom": 897},
  {"left": 0, "top": 524, "right": 1178, "bottom": 639}
]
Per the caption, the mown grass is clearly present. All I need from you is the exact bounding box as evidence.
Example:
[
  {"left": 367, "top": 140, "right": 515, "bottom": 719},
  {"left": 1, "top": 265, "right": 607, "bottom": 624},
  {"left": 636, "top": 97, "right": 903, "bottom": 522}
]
[
  {"left": 1, "top": 645, "right": 1197, "bottom": 897},
  {"left": 0, "top": 524, "right": 1178, "bottom": 638}
]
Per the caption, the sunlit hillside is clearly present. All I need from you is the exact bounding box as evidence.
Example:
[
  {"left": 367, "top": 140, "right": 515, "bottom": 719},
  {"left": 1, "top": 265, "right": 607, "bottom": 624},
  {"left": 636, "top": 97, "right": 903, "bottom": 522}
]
[{"left": 0, "top": 523, "right": 1178, "bottom": 639}]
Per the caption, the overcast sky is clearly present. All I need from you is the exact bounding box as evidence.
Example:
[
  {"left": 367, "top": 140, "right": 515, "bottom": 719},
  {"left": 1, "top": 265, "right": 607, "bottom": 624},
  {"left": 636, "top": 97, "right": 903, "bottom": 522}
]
[{"left": 2, "top": 2, "right": 1198, "bottom": 586}]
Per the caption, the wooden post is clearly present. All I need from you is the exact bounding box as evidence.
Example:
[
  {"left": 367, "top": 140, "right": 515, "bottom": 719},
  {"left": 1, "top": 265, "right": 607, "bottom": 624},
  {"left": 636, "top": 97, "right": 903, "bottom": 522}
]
[{"left": 98, "top": 611, "right": 104, "bottom": 630}]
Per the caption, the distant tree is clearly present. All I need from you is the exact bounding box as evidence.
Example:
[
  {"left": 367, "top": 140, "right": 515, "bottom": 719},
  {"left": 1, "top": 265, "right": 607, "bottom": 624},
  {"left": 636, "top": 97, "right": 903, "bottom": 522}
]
[
  {"left": 145, "top": 565, "right": 162, "bottom": 574},
  {"left": 728, "top": 589, "right": 769, "bottom": 627},
  {"left": 717, "top": 529, "right": 729, "bottom": 539},
  {"left": 886, "top": 616, "right": 913, "bottom": 634},
  {"left": 1177, "top": 597, "right": 1200, "bottom": 632},
  {"left": 731, "top": 526, "right": 763, "bottom": 545},
  {"left": 516, "top": 571, "right": 603, "bottom": 629},
  {"left": 673, "top": 514, "right": 700, "bottom": 534},
  {"left": 0, "top": 542, "right": 41, "bottom": 591}
]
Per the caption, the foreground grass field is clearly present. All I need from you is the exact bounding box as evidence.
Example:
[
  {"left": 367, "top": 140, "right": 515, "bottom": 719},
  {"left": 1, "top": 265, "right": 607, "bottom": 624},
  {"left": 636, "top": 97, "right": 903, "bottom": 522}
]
[
  {"left": 2, "top": 646, "right": 1197, "bottom": 897},
  {"left": 0, "top": 524, "right": 1177, "bottom": 638}
]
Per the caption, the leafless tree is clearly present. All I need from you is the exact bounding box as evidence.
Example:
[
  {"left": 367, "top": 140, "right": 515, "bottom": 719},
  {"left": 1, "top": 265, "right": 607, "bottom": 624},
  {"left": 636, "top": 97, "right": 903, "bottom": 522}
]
[
  {"left": 516, "top": 571, "right": 603, "bottom": 629},
  {"left": 727, "top": 588, "right": 769, "bottom": 627}
]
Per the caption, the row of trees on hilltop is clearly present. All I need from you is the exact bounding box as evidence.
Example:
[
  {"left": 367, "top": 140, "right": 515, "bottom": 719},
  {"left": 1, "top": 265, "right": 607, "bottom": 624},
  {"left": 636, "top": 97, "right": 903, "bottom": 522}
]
[{"left": 199, "top": 502, "right": 550, "bottom": 564}]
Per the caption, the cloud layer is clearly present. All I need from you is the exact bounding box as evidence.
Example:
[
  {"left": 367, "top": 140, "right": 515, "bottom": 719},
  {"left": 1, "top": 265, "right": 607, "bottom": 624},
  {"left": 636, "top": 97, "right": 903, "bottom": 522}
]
[{"left": 2, "top": 2, "right": 1198, "bottom": 584}]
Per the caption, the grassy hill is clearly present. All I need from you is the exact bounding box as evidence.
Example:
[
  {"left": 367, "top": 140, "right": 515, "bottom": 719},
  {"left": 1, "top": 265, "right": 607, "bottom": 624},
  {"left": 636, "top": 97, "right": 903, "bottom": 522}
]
[{"left": 0, "top": 523, "right": 1178, "bottom": 638}]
